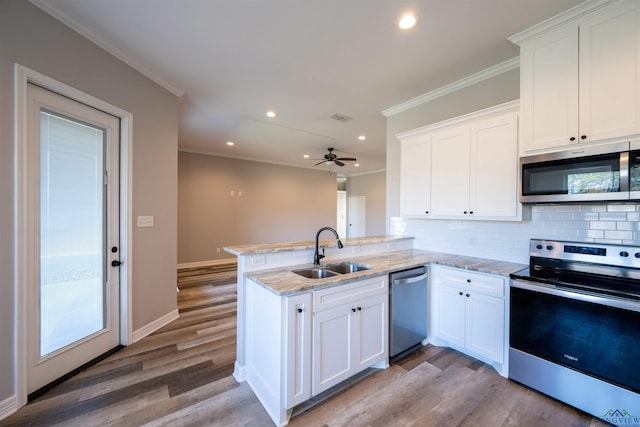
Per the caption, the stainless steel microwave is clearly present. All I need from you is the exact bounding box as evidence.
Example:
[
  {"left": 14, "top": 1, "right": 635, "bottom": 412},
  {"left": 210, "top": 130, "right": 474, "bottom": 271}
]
[{"left": 520, "top": 142, "right": 640, "bottom": 203}]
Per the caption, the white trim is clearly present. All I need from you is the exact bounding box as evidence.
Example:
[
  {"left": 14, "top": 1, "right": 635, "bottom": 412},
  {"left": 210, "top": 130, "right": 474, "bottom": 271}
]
[
  {"left": 508, "top": 0, "right": 617, "bottom": 45},
  {"left": 132, "top": 309, "right": 180, "bottom": 343},
  {"left": 396, "top": 100, "right": 520, "bottom": 140},
  {"left": 177, "top": 259, "right": 237, "bottom": 270},
  {"left": 13, "top": 63, "right": 133, "bottom": 407},
  {"left": 382, "top": 58, "right": 520, "bottom": 118},
  {"left": 28, "top": 0, "right": 184, "bottom": 98},
  {"left": 0, "top": 395, "right": 18, "bottom": 422}
]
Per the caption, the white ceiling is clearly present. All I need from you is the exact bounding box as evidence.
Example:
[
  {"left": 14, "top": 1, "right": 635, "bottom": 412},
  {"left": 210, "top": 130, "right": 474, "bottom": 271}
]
[{"left": 33, "top": 0, "right": 584, "bottom": 175}]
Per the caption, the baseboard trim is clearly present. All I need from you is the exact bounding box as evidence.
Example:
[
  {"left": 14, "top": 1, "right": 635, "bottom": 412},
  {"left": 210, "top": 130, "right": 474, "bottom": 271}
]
[
  {"left": 0, "top": 395, "right": 18, "bottom": 422},
  {"left": 132, "top": 308, "right": 179, "bottom": 343},
  {"left": 177, "top": 259, "right": 236, "bottom": 270}
]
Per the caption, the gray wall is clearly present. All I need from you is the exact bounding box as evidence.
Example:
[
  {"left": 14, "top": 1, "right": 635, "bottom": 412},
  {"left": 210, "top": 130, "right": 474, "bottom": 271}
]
[
  {"left": 346, "top": 172, "right": 386, "bottom": 236},
  {"left": 0, "top": 1, "right": 178, "bottom": 402},
  {"left": 178, "top": 152, "right": 338, "bottom": 263}
]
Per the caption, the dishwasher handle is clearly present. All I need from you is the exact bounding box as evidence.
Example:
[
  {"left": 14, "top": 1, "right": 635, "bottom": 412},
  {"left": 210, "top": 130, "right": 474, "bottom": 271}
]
[{"left": 392, "top": 272, "right": 427, "bottom": 286}]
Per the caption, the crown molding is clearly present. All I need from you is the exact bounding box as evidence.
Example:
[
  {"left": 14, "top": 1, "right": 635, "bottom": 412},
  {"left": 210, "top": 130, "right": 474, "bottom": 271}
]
[
  {"left": 382, "top": 57, "right": 519, "bottom": 118},
  {"left": 29, "top": 0, "right": 185, "bottom": 97},
  {"left": 508, "top": 0, "right": 617, "bottom": 45}
]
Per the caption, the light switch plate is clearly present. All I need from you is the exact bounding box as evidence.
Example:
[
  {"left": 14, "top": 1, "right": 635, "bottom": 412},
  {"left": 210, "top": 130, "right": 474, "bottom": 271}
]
[{"left": 137, "top": 215, "right": 154, "bottom": 227}]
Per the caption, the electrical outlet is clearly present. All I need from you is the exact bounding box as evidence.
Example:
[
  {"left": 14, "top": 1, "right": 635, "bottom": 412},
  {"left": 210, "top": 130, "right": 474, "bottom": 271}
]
[{"left": 216, "top": 247, "right": 221, "bottom": 253}]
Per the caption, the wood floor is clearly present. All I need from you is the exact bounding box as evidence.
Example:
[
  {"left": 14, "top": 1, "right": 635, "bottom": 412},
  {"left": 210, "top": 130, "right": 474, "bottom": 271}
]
[{"left": 2, "top": 266, "right": 609, "bottom": 427}]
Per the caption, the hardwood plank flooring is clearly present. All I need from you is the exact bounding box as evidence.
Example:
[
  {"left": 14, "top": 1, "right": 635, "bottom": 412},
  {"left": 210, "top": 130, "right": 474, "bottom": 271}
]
[{"left": 2, "top": 266, "right": 609, "bottom": 427}]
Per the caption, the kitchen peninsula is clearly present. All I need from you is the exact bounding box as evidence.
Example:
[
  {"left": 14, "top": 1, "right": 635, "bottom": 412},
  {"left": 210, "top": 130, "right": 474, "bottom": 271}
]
[{"left": 225, "top": 236, "right": 524, "bottom": 426}]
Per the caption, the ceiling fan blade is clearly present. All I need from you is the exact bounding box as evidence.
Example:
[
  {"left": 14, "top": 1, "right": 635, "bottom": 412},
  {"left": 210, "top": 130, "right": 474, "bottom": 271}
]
[
  {"left": 314, "top": 160, "right": 328, "bottom": 166},
  {"left": 334, "top": 160, "right": 345, "bottom": 167},
  {"left": 336, "top": 157, "right": 356, "bottom": 161}
]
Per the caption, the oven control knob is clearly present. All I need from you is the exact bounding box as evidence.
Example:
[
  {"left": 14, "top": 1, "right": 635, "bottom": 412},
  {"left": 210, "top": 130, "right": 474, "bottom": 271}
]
[
  {"left": 635, "top": 253, "right": 640, "bottom": 259},
  {"left": 620, "top": 251, "right": 629, "bottom": 257},
  {"left": 546, "top": 245, "right": 554, "bottom": 251},
  {"left": 536, "top": 244, "right": 543, "bottom": 250}
]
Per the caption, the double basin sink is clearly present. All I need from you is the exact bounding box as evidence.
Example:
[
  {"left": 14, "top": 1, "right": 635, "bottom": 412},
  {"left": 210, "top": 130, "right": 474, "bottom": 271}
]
[{"left": 292, "top": 261, "right": 372, "bottom": 279}]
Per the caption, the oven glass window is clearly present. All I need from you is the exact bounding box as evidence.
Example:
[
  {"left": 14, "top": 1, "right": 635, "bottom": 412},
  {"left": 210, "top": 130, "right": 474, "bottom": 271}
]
[
  {"left": 522, "top": 152, "right": 621, "bottom": 196},
  {"left": 510, "top": 287, "right": 640, "bottom": 393}
]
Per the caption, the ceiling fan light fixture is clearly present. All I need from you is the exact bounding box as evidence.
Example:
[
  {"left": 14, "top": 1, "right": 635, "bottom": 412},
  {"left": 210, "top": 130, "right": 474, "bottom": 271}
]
[
  {"left": 358, "top": 135, "right": 366, "bottom": 141},
  {"left": 266, "top": 110, "right": 276, "bottom": 118}
]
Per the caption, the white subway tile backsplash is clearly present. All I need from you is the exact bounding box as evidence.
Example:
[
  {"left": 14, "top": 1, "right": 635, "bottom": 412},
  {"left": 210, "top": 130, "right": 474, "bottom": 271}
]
[{"left": 404, "top": 203, "right": 640, "bottom": 264}]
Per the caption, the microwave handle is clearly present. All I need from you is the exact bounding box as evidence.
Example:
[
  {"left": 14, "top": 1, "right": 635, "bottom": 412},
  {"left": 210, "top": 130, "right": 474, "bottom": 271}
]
[{"left": 620, "top": 151, "right": 629, "bottom": 192}]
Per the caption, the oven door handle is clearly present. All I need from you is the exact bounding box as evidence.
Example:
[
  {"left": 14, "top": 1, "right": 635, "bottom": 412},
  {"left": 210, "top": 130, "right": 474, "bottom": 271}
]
[{"left": 510, "top": 279, "right": 640, "bottom": 312}]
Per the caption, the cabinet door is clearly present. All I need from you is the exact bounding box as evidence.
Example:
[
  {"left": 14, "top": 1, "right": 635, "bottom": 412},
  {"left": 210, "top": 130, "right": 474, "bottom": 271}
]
[
  {"left": 431, "top": 126, "right": 471, "bottom": 216},
  {"left": 312, "top": 305, "right": 355, "bottom": 395},
  {"left": 355, "top": 293, "right": 387, "bottom": 372},
  {"left": 520, "top": 23, "right": 579, "bottom": 153},
  {"left": 285, "top": 293, "right": 312, "bottom": 408},
  {"left": 434, "top": 283, "right": 465, "bottom": 348},
  {"left": 465, "top": 292, "right": 504, "bottom": 363},
  {"left": 400, "top": 134, "right": 431, "bottom": 216},
  {"left": 579, "top": 1, "right": 640, "bottom": 142},
  {"left": 470, "top": 113, "right": 518, "bottom": 218}
]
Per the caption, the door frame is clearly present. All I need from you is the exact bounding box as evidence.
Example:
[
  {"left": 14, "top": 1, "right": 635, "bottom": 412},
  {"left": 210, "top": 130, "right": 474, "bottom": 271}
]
[{"left": 13, "top": 64, "right": 133, "bottom": 407}]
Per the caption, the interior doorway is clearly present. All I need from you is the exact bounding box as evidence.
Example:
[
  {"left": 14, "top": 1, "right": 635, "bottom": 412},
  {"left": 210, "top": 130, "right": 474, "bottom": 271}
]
[{"left": 347, "top": 196, "right": 366, "bottom": 238}]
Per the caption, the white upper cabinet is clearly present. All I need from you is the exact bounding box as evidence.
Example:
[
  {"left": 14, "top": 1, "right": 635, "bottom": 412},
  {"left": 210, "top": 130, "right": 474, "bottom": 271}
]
[
  {"left": 398, "top": 102, "right": 520, "bottom": 221},
  {"left": 399, "top": 133, "right": 432, "bottom": 216},
  {"left": 516, "top": 0, "right": 640, "bottom": 154}
]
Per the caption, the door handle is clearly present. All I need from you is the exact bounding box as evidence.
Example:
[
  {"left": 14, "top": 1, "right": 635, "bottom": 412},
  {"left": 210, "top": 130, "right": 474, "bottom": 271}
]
[{"left": 111, "top": 260, "right": 122, "bottom": 267}]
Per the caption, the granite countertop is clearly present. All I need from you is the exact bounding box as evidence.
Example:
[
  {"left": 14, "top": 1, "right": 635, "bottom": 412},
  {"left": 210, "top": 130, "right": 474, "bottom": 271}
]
[
  {"left": 224, "top": 235, "right": 414, "bottom": 256},
  {"left": 246, "top": 249, "right": 526, "bottom": 296}
]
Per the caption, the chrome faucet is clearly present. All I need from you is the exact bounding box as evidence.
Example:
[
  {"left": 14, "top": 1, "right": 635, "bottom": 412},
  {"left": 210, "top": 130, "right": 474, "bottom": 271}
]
[{"left": 314, "top": 226, "right": 344, "bottom": 265}]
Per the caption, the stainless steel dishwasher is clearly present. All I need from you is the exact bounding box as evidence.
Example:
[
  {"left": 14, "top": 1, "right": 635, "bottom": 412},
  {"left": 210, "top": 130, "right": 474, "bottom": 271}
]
[{"left": 390, "top": 266, "right": 428, "bottom": 359}]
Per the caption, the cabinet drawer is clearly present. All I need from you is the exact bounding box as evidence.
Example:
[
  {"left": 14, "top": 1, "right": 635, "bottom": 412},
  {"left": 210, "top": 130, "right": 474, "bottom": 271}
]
[
  {"left": 436, "top": 266, "right": 504, "bottom": 297},
  {"left": 313, "top": 275, "right": 388, "bottom": 313}
]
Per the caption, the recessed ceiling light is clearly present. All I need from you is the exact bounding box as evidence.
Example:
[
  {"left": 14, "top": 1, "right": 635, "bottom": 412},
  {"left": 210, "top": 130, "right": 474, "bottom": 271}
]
[
  {"left": 266, "top": 111, "right": 276, "bottom": 118},
  {"left": 303, "top": 154, "right": 309, "bottom": 158},
  {"left": 355, "top": 163, "right": 360, "bottom": 167},
  {"left": 358, "top": 135, "right": 366, "bottom": 141},
  {"left": 226, "top": 141, "right": 234, "bottom": 146},
  {"left": 399, "top": 14, "right": 416, "bottom": 30}
]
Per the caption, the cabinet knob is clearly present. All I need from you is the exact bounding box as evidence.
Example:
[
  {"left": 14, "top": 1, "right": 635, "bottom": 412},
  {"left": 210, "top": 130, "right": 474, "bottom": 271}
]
[
  {"left": 581, "top": 135, "right": 587, "bottom": 140},
  {"left": 425, "top": 211, "right": 429, "bottom": 214},
  {"left": 569, "top": 136, "right": 576, "bottom": 141},
  {"left": 352, "top": 308, "right": 357, "bottom": 312},
  {"left": 466, "top": 293, "right": 470, "bottom": 297},
  {"left": 469, "top": 211, "right": 474, "bottom": 215},
  {"left": 464, "top": 211, "right": 468, "bottom": 214},
  {"left": 357, "top": 307, "right": 362, "bottom": 311},
  {"left": 459, "top": 291, "right": 463, "bottom": 296},
  {"left": 466, "top": 279, "right": 471, "bottom": 283},
  {"left": 297, "top": 308, "right": 303, "bottom": 314}
]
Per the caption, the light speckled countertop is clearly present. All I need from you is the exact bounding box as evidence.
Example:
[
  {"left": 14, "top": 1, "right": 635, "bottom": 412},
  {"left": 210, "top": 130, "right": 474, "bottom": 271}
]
[
  {"left": 224, "top": 236, "right": 414, "bottom": 256},
  {"left": 246, "top": 249, "right": 526, "bottom": 295}
]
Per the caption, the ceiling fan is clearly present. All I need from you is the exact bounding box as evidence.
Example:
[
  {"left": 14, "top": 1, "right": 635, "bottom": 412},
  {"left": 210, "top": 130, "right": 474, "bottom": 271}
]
[{"left": 313, "top": 147, "right": 357, "bottom": 167}]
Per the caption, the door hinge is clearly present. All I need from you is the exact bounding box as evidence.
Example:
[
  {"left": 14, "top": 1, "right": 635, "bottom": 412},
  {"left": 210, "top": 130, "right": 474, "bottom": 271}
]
[{"left": 104, "top": 172, "right": 109, "bottom": 186}]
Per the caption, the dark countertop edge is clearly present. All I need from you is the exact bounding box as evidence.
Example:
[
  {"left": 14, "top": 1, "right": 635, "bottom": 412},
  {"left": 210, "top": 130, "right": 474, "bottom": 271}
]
[
  {"left": 223, "top": 236, "right": 415, "bottom": 256},
  {"left": 245, "top": 249, "right": 526, "bottom": 296}
]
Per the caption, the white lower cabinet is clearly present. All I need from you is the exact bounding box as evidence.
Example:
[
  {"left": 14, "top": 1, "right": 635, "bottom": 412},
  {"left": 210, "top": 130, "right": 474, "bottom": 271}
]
[
  {"left": 245, "top": 275, "right": 388, "bottom": 426},
  {"left": 312, "top": 276, "right": 388, "bottom": 395},
  {"left": 430, "top": 265, "right": 507, "bottom": 376}
]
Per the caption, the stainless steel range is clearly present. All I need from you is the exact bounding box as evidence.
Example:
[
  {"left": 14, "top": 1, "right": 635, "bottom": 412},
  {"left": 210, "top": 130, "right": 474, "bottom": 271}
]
[{"left": 510, "top": 239, "right": 640, "bottom": 426}]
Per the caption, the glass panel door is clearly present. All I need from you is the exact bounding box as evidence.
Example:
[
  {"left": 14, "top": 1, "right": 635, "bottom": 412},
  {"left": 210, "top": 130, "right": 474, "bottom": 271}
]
[{"left": 39, "top": 110, "right": 106, "bottom": 356}]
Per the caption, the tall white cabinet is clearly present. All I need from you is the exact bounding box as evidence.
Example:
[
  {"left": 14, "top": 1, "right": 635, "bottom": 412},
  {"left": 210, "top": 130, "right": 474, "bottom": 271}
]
[
  {"left": 513, "top": 0, "right": 640, "bottom": 154},
  {"left": 397, "top": 101, "right": 521, "bottom": 221}
]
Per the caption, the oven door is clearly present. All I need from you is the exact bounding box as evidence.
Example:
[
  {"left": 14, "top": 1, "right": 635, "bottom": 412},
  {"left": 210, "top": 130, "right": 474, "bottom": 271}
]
[
  {"left": 510, "top": 280, "right": 640, "bottom": 393},
  {"left": 520, "top": 142, "right": 629, "bottom": 203}
]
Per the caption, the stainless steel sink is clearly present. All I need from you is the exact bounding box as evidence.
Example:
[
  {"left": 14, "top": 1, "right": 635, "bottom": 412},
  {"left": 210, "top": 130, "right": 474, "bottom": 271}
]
[
  {"left": 292, "top": 267, "right": 338, "bottom": 279},
  {"left": 325, "top": 261, "right": 372, "bottom": 274}
]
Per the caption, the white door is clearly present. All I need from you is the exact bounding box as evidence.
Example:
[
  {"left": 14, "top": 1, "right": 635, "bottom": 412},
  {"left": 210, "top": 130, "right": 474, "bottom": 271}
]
[
  {"left": 336, "top": 190, "right": 347, "bottom": 238},
  {"left": 26, "top": 83, "right": 121, "bottom": 395},
  {"left": 347, "top": 196, "right": 366, "bottom": 238}
]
